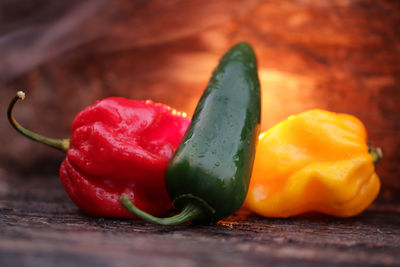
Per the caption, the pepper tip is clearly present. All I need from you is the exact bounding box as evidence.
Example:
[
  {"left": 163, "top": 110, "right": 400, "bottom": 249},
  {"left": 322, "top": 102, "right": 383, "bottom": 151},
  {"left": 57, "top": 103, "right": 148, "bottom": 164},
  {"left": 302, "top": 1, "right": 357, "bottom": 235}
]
[
  {"left": 369, "top": 146, "right": 383, "bottom": 165},
  {"left": 376, "top": 147, "right": 383, "bottom": 158},
  {"left": 16, "top": 91, "right": 25, "bottom": 100}
]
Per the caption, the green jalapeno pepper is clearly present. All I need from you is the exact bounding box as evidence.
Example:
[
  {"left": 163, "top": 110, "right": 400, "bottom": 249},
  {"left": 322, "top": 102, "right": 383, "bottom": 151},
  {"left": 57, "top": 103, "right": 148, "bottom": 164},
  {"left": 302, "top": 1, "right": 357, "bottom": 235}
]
[{"left": 120, "top": 42, "right": 261, "bottom": 225}]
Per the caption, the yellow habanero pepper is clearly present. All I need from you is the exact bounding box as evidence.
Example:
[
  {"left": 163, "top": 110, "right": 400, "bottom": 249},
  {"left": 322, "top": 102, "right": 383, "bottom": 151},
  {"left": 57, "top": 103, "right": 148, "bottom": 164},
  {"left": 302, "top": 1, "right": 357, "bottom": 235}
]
[{"left": 245, "top": 109, "right": 382, "bottom": 218}]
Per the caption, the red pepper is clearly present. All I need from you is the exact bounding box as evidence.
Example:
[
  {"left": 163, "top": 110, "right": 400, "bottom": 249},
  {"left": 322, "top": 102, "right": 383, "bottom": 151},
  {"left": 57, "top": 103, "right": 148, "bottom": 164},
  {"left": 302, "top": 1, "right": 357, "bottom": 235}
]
[{"left": 8, "top": 92, "right": 190, "bottom": 217}]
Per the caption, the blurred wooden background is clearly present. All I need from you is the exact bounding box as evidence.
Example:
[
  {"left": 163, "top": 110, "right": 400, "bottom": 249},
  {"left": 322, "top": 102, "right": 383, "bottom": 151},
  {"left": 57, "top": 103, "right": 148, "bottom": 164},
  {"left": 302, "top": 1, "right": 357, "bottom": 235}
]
[
  {"left": 1, "top": 0, "right": 399, "bottom": 202},
  {"left": 0, "top": 1, "right": 399, "bottom": 265}
]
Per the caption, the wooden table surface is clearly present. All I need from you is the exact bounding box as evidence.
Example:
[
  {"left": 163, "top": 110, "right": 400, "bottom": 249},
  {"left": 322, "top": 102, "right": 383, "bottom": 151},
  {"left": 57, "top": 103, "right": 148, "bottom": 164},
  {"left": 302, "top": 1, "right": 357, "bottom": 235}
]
[{"left": 1, "top": 173, "right": 399, "bottom": 267}]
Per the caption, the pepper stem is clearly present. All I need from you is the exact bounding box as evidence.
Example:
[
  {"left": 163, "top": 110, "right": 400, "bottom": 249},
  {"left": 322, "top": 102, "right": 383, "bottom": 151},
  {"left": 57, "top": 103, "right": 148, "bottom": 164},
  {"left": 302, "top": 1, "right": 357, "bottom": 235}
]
[
  {"left": 7, "top": 91, "right": 70, "bottom": 152},
  {"left": 120, "top": 194, "right": 203, "bottom": 226},
  {"left": 369, "top": 146, "right": 383, "bottom": 165}
]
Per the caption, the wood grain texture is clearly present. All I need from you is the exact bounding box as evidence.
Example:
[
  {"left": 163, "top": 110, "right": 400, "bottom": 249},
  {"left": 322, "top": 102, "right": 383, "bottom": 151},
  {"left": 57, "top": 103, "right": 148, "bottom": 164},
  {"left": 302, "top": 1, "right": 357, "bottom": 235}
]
[
  {"left": 0, "top": 173, "right": 399, "bottom": 267},
  {"left": 1, "top": 0, "right": 399, "bottom": 201}
]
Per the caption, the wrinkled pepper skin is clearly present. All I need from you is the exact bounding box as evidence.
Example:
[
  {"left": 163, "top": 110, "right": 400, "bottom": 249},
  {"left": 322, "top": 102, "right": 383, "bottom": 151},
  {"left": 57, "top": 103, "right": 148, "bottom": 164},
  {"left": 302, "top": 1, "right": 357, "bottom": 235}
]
[
  {"left": 165, "top": 42, "right": 261, "bottom": 223},
  {"left": 59, "top": 97, "right": 190, "bottom": 217},
  {"left": 245, "top": 109, "right": 380, "bottom": 218}
]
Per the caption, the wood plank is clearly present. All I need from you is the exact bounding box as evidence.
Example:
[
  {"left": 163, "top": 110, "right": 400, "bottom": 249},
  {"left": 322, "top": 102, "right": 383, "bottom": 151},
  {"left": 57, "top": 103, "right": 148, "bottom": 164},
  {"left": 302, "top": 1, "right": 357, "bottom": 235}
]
[{"left": 0, "top": 174, "right": 399, "bottom": 267}]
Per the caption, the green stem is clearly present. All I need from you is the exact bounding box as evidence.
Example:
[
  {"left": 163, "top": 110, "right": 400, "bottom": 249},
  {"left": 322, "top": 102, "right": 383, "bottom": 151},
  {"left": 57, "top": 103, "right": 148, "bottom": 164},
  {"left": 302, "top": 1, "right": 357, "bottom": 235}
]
[
  {"left": 7, "top": 91, "right": 70, "bottom": 152},
  {"left": 368, "top": 145, "right": 383, "bottom": 165},
  {"left": 120, "top": 194, "right": 203, "bottom": 226}
]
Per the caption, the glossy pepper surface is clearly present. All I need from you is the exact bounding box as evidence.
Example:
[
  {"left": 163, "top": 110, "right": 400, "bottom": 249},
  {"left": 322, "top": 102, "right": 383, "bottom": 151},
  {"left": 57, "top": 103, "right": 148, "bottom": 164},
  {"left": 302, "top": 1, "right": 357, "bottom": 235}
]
[
  {"left": 121, "top": 42, "right": 261, "bottom": 225},
  {"left": 245, "top": 109, "right": 382, "bottom": 218},
  {"left": 8, "top": 92, "right": 190, "bottom": 218}
]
